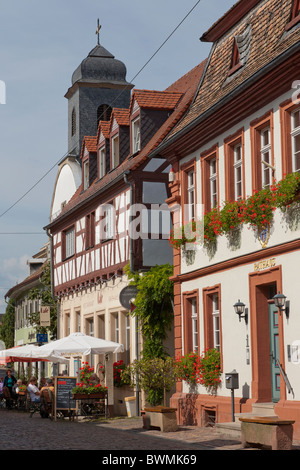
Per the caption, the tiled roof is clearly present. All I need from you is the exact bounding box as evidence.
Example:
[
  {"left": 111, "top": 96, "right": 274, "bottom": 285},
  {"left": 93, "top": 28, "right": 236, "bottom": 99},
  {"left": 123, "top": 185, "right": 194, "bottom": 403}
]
[
  {"left": 130, "top": 89, "right": 183, "bottom": 111},
  {"left": 82, "top": 136, "right": 97, "bottom": 154},
  {"left": 46, "top": 60, "right": 207, "bottom": 226},
  {"left": 111, "top": 108, "right": 130, "bottom": 127},
  {"left": 164, "top": 0, "right": 300, "bottom": 143},
  {"left": 97, "top": 120, "right": 110, "bottom": 140},
  {"left": 5, "top": 261, "right": 48, "bottom": 299}
]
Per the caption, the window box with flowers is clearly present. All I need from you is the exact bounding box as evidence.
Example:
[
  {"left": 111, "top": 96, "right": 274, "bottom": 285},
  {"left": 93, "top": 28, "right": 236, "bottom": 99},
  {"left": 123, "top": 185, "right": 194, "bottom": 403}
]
[
  {"left": 175, "top": 348, "right": 222, "bottom": 395},
  {"left": 169, "top": 172, "right": 300, "bottom": 251}
]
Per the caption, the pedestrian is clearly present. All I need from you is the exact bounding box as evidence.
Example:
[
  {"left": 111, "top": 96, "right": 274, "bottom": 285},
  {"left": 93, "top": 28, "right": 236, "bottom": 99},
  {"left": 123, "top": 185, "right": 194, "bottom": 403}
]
[
  {"left": 27, "top": 376, "right": 40, "bottom": 403},
  {"left": 3, "top": 369, "right": 17, "bottom": 396},
  {"left": 3, "top": 369, "right": 17, "bottom": 409}
]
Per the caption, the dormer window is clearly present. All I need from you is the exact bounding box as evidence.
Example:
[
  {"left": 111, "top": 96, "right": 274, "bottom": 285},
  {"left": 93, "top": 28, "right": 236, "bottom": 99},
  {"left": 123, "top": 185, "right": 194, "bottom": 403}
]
[
  {"left": 228, "top": 39, "right": 241, "bottom": 76},
  {"left": 286, "top": 0, "right": 300, "bottom": 30},
  {"left": 111, "top": 134, "right": 119, "bottom": 169},
  {"left": 132, "top": 117, "right": 141, "bottom": 153},
  {"left": 99, "top": 146, "right": 106, "bottom": 178},
  {"left": 83, "top": 159, "right": 89, "bottom": 190},
  {"left": 228, "top": 24, "right": 251, "bottom": 76}
]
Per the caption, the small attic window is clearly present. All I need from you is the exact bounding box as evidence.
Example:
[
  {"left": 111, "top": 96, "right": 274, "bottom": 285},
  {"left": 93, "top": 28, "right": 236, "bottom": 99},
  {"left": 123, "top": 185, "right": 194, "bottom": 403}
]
[
  {"left": 228, "top": 40, "right": 242, "bottom": 76},
  {"left": 97, "top": 104, "right": 112, "bottom": 127},
  {"left": 71, "top": 108, "right": 76, "bottom": 136},
  {"left": 228, "top": 24, "right": 251, "bottom": 77},
  {"left": 286, "top": 0, "right": 300, "bottom": 30}
]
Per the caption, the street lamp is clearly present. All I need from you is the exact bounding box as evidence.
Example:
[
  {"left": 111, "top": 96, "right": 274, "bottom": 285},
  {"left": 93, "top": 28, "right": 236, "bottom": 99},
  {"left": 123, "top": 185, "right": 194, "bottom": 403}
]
[
  {"left": 234, "top": 299, "right": 248, "bottom": 324},
  {"left": 273, "top": 291, "right": 286, "bottom": 315}
]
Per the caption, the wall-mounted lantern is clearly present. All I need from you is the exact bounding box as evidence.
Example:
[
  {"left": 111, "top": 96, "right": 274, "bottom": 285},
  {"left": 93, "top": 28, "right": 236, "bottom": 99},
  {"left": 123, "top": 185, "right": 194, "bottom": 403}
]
[
  {"left": 234, "top": 299, "right": 248, "bottom": 324},
  {"left": 273, "top": 291, "right": 287, "bottom": 316}
]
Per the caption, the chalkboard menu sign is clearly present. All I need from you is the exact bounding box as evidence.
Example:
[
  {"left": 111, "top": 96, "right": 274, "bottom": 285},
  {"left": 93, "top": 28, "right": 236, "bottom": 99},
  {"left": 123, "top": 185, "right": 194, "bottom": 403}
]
[{"left": 54, "top": 376, "right": 77, "bottom": 411}]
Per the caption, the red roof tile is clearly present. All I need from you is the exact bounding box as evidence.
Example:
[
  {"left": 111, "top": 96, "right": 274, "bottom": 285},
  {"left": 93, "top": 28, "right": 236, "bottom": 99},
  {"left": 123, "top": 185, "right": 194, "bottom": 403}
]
[
  {"left": 164, "top": 0, "right": 300, "bottom": 144},
  {"left": 110, "top": 108, "right": 130, "bottom": 127},
  {"left": 130, "top": 89, "right": 183, "bottom": 111}
]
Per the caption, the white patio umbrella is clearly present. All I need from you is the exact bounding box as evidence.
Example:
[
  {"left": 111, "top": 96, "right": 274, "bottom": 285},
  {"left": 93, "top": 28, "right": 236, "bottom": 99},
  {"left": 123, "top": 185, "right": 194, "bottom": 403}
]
[
  {"left": 0, "top": 344, "right": 69, "bottom": 364},
  {"left": 37, "top": 332, "right": 124, "bottom": 357}
]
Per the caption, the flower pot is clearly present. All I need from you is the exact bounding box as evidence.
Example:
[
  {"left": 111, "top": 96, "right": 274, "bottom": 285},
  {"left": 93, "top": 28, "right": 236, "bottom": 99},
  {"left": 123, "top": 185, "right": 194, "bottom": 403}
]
[{"left": 73, "top": 392, "right": 107, "bottom": 399}]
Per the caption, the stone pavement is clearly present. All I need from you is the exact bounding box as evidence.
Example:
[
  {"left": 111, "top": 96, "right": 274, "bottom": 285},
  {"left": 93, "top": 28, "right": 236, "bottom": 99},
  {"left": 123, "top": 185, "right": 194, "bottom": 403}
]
[{"left": 0, "top": 409, "right": 299, "bottom": 452}]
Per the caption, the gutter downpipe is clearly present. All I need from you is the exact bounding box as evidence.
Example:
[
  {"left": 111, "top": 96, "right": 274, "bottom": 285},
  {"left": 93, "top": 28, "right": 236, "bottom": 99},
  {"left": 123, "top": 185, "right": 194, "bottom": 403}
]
[
  {"left": 46, "top": 227, "right": 60, "bottom": 376},
  {"left": 123, "top": 171, "right": 140, "bottom": 416}
]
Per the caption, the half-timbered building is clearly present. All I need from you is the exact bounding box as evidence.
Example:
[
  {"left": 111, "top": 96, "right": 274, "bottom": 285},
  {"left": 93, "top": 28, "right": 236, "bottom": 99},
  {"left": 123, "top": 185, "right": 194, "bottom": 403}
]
[
  {"left": 45, "top": 36, "right": 207, "bottom": 414},
  {"left": 149, "top": 0, "right": 300, "bottom": 438}
]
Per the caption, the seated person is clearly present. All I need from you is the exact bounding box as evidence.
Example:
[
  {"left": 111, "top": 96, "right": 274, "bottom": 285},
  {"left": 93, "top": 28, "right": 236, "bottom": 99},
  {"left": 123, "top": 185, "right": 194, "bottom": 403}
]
[
  {"left": 13, "top": 379, "right": 23, "bottom": 395},
  {"left": 27, "top": 376, "right": 40, "bottom": 403}
]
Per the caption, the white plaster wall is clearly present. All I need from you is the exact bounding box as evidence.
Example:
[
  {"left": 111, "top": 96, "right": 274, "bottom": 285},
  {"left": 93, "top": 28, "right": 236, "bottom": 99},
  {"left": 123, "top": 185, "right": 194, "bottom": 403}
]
[
  {"left": 180, "top": 250, "right": 300, "bottom": 401},
  {"left": 50, "top": 159, "right": 81, "bottom": 220}
]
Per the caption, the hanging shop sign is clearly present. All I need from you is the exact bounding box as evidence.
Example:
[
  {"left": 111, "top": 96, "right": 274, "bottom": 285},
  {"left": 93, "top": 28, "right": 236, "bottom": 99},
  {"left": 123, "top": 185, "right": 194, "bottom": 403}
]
[{"left": 40, "top": 306, "right": 51, "bottom": 327}]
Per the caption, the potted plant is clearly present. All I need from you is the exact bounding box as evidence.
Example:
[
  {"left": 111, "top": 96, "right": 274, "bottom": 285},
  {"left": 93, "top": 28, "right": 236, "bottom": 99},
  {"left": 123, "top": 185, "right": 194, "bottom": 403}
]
[
  {"left": 123, "top": 356, "right": 176, "bottom": 407},
  {"left": 72, "top": 361, "right": 108, "bottom": 398}
]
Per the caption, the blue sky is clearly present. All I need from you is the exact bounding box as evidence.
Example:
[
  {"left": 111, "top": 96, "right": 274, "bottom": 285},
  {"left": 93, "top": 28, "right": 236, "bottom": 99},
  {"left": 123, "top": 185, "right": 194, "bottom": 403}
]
[{"left": 0, "top": 0, "right": 237, "bottom": 311}]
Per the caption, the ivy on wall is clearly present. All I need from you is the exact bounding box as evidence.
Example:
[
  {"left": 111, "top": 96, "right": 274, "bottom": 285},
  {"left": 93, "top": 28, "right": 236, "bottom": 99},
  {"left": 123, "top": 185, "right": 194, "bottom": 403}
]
[{"left": 124, "top": 263, "right": 174, "bottom": 359}]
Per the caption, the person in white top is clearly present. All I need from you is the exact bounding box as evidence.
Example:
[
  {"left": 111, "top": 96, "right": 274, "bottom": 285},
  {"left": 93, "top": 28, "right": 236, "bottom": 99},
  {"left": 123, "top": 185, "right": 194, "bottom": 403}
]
[{"left": 27, "top": 377, "right": 40, "bottom": 402}]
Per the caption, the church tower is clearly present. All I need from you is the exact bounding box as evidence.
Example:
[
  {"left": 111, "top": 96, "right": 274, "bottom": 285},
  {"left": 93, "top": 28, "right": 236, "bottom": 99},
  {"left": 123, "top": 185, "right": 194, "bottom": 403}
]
[{"left": 65, "top": 23, "right": 134, "bottom": 157}]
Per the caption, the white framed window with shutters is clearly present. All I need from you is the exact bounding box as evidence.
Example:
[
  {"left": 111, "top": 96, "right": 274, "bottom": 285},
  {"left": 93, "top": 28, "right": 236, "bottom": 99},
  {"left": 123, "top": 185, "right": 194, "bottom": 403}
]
[
  {"left": 64, "top": 226, "right": 75, "bottom": 259},
  {"left": 291, "top": 108, "right": 300, "bottom": 173},
  {"left": 132, "top": 117, "right": 141, "bottom": 153}
]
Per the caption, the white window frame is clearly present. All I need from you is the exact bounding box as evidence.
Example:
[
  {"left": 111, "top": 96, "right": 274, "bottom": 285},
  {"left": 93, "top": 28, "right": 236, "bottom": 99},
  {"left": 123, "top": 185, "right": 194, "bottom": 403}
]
[
  {"left": 99, "top": 146, "right": 106, "bottom": 179},
  {"left": 191, "top": 298, "right": 198, "bottom": 352},
  {"left": 209, "top": 158, "right": 217, "bottom": 209},
  {"left": 65, "top": 226, "right": 75, "bottom": 258},
  {"left": 83, "top": 160, "right": 89, "bottom": 190},
  {"left": 103, "top": 203, "right": 114, "bottom": 240},
  {"left": 187, "top": 170, "right": 195, "bottom": 220},
  {"left": 212, "top": 294, "right": 220, "bottom": 352},
  {"left": 291, "top": 108, "right": 300, "bottom": 173},
  {"left": 132, "top": 117, "right": 141, "bottom": 153},
  {"left": 260, "top": 126, "right": 272, "bottom": 188},
  {"left": 233, "top": 142, "right": 243, "bottom": 199},
  {"left": 111, "top": 134, "right": 119, "bottom": 169}
]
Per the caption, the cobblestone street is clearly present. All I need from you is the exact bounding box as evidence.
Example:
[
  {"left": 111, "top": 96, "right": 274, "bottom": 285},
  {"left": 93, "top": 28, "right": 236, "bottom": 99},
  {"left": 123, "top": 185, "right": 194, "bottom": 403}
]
[{"left": 0, "top": 409, "right": 245, "bottom": 451}]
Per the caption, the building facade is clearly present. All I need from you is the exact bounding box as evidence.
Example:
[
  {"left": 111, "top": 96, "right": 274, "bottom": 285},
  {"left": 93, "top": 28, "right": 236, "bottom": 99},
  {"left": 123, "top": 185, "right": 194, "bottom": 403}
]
[
  {"left": 150, "top": 0, "right": 300, "bottom": 438},
  {"left": 45, "top": 35, "right": 206, "bottom": 414}
]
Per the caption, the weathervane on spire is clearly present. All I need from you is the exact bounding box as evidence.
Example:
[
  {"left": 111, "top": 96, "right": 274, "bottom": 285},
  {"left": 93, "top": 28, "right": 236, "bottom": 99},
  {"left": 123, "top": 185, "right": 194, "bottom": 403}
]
[{"left": 95, "top": 18, "right": 101, "bottom": 45}]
